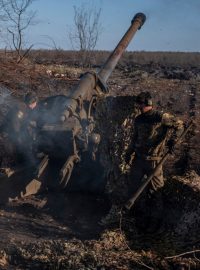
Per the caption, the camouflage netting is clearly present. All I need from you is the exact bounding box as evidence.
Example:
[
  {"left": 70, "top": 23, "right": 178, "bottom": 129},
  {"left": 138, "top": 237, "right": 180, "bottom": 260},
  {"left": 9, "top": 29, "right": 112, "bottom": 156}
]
[{"left": 96, "top": 95, "right": 138, "bottom": 203}]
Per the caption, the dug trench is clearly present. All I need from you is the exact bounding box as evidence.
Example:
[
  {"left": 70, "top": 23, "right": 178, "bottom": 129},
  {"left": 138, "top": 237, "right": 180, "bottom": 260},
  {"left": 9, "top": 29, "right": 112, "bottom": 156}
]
[{"left": 0, "top": 61, "right": 200, "bottom": 269}]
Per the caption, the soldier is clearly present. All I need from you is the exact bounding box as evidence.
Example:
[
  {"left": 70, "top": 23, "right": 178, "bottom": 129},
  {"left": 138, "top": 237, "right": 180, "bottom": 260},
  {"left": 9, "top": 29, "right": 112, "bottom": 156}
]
[
  {"left": 24, "top": 91, "right": 41, "bottom": 126},
  {"left": 1, "top": 92, "right": 66, "bottom": 163},
  {"left": 24, "top": 92, "right": 38, "bottom": 110},
  {"left": 0, "top": 96, "right": 31, "bottom": 165},
  {"left": 125, "top": 91, "right": 184, "bottom": 232}
]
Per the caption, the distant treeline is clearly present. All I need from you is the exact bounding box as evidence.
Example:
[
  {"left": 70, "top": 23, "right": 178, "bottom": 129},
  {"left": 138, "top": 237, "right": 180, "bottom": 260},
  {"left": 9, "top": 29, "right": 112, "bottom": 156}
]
[
  {"left": 124, "top": 51, "right": 200, "bottom": 67},
  {"left": 1, "top": 49, "right": 200, "bottom": 67}
]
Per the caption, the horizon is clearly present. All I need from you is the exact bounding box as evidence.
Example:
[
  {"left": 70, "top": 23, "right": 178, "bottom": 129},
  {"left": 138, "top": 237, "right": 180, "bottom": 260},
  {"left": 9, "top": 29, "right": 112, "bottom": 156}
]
[{"left": 1, "top": 48, "right": 200, "bottom": 54}]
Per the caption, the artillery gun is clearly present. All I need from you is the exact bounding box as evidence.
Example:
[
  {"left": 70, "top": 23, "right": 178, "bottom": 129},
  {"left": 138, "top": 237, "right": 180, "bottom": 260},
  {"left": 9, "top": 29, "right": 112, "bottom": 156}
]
[{"left": 0, "top": 13, "right": 146, "bottom": 202}]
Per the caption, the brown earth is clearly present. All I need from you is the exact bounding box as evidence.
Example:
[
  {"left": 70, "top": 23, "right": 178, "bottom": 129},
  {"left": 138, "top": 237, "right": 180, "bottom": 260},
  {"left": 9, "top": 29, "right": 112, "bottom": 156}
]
[{"left": 0, "top": 53, "right": 199, "bottom": 269}]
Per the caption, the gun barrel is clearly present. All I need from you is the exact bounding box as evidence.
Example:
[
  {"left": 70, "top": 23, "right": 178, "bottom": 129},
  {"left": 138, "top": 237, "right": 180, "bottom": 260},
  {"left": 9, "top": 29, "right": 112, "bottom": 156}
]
[
  {"left": 98, "top": 13, "right": 146, "bottom": 83},
  {"left": 67, "top": 13, "right": 146, "bottom": 117}
]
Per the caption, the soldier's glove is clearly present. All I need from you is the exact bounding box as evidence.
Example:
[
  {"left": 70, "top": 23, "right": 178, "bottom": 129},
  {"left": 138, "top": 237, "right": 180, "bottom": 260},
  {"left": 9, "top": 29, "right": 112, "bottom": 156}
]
[
  {"left": 151, "top": 177, "right": 164, "bottom": 192},
  {"left": 167, "top": 139, "right": 176, "bottom": 154}
]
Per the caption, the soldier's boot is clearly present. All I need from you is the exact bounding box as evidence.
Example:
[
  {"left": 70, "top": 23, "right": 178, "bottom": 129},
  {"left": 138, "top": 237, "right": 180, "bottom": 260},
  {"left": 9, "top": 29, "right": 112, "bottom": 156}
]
[{"left": 98, "top": 204, "right": 122, "bottom": 226}]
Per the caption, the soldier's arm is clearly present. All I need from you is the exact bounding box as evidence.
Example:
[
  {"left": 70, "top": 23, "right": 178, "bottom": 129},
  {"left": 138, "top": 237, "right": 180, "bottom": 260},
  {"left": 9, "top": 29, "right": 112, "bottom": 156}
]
[{"left": 162, "top": 112, "right": 184, "bottom": 148}]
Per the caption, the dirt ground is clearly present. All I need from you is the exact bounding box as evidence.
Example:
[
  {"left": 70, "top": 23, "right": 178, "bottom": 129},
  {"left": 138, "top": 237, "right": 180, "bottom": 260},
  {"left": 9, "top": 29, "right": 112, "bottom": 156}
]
[{"left": 0, "top": 54, "right": 199, "bottom": 269}]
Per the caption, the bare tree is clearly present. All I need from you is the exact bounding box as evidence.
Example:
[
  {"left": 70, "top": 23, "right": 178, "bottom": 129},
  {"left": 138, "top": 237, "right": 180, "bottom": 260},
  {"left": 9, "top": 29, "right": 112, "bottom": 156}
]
[
  {"left": 69, "top": 3, "right": 102, "bottom": 66},
  {"left": 41, "top": 35, "right": 60, "bottom": 51},
  {"left": 0, "top": 0, "right": 37, "bottom": 62}
]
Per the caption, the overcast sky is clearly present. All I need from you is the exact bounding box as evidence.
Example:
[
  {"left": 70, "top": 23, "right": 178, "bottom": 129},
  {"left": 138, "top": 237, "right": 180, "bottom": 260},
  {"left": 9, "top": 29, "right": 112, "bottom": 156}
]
[{"left": 26, "top": 0, "right": 200, "bottom": 52}]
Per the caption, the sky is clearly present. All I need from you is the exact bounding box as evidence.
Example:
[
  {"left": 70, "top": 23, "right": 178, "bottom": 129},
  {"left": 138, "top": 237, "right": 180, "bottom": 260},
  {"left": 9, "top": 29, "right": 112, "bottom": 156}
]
[{"left": 24, "top": 0, "right": 200, "bottom": 52}]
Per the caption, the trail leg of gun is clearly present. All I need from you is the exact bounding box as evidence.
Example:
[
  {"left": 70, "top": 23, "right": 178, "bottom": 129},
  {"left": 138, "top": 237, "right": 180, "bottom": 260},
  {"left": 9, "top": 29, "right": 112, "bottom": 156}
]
[
  {"left": 59, "top": 155, "right": 78, "bottom": 188},
  {"left": 36, "top": 155, "right": 49, "bottom": 178}
]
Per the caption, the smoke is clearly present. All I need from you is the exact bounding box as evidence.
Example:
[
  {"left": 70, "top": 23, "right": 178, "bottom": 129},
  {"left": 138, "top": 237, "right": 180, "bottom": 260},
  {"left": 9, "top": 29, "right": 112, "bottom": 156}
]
[
  {"left": 0, "top": 85, "right": 17, "bottom": 124},
  {"left": 0, "top": 84, "right": 13, "bottom": 111},
  {"left": 0, "top": 87, "right": 36, "bottom": 168},
  {"left": 0, "top": 92, "right": 107, "bottom": 193},
  {"left": 0, "top": 85, "right": 11, "bottom": 103}
]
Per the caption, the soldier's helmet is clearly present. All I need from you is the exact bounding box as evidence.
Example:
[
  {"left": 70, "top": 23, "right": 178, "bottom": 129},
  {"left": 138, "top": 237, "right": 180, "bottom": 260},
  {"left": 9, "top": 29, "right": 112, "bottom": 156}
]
[
  {"left": 24, "top": 92, "right": 38, "bottom": 105},
  {"left": 136, "top": 91, "right": 153, "bottom": 106},
  {"left": 89, "top": 133, "right": 101, "bottom": 145}
]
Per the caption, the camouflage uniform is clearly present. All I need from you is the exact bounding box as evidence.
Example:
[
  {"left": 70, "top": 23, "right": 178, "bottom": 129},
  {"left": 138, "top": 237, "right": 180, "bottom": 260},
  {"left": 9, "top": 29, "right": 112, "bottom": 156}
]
[
  {"left": 0, "top": 95, "right": 71, "bottom": 165},
  {"left": 0, "top": 101, "right": 31, "bottom": 164},
  {"left": 126, "top": 109, "right": 183, "bottom": 231}
]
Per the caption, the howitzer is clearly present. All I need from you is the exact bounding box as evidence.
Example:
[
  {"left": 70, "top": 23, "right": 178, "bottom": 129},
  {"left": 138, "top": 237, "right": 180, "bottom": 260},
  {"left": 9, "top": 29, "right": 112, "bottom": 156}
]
[
  {"left": 0, "top": 13, "right": 146, "bottom": 202},
  {"left": 124, "top": 121, "right": 194, "bottom": 210},
  {"left": 35, "top": 13, "right": 146, "bottom": 189}
]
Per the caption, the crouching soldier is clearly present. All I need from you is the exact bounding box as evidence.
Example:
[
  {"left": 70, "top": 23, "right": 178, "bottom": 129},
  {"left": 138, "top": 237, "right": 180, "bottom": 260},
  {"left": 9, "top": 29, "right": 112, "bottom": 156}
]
[
  {"left": 125, "top": 91, "right": 184, "bottom": 232},
  {"left": 0, "top": 91, "right": 42, "bottom": 167}
]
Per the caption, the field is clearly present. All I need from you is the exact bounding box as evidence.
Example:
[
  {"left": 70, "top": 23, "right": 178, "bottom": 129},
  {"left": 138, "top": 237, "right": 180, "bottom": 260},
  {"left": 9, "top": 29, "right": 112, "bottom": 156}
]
[{"left": 0, "top": 50, "right": 199, "bottom": 269}]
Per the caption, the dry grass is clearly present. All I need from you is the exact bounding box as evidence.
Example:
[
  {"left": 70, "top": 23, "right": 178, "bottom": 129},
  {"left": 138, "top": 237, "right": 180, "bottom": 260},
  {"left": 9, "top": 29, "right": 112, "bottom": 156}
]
[{"left": 1, "top": 49, "right": 200, "bottom": 67}]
